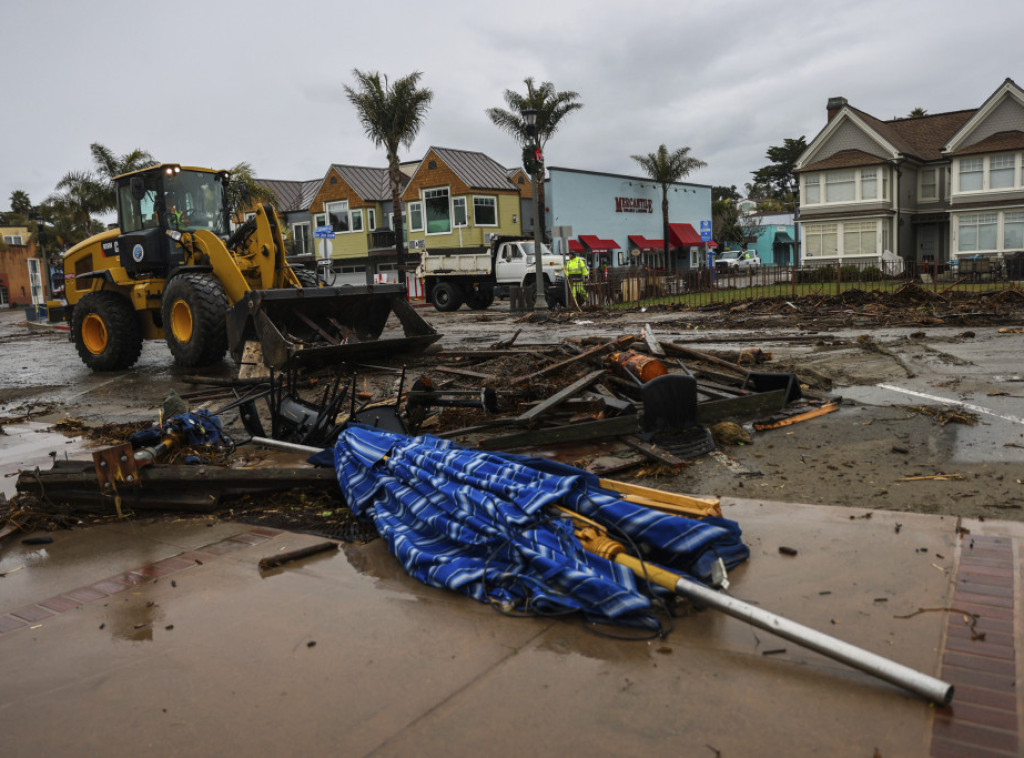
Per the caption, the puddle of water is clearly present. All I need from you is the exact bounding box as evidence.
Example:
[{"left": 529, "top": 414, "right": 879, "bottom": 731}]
[{"left": 0, "top": 422, "right": 86, "bottom": 498}]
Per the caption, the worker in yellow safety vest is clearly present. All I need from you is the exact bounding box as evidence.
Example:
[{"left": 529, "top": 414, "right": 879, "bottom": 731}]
[{"left": 565, "top": 250, "right": 589, "bottom": 306}]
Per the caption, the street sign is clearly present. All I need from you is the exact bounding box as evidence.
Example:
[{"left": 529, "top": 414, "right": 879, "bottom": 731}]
[
  {"left": 314, "top": 225, "right": 335, "bottom": 239},
  {"left": 700, "top": 219, "right": 712, "bottom": 242}
]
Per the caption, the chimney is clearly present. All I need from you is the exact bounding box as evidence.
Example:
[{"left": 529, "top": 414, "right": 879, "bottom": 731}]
[{"left": 827, "top": 96, "right": 848, "bottom": 122}]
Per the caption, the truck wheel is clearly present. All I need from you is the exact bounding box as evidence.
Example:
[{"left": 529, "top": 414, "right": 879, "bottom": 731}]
[
  {"left": 71, "top": 292, "right": 143, "bottom": 371},
  {"left": 295, "top": 268, "right": 319, "bottom": 288},
  {"left": 466, "top": 290, "right": 494, "bottom": 310},
  {"left": 161, "top": 272, "right": 230, "bottom": 367},
  {"left": 432, "top": 282, "right": 464, "bottom": 312}
]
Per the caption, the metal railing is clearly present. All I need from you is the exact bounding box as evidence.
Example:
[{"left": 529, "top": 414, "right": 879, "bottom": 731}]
[{"left": 575, "top": 259, "right": 1022, "bottom": 311}]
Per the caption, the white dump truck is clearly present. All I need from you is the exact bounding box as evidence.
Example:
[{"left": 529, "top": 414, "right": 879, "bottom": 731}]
[{"left": 416, "top": 236, "right": 566, "bottom": 311}]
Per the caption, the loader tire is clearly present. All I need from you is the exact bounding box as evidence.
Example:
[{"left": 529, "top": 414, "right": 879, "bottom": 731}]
[
  {"left": 71, "top": 292, "right": 143, "bottom": 371},
  {"left": 295, "top": 268, "right": 319, "bottom": 288},
  {"left": 432, "top": 282, "right": 464, "bottom": 312},
  {"left": 161, "top": 272, "right": 229, "bottom": 367}
]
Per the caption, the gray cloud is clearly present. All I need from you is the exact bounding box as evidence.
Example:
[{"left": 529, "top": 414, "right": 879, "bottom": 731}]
[{"left": 2, "top": 0, "right": 1021, "bottom": 219}]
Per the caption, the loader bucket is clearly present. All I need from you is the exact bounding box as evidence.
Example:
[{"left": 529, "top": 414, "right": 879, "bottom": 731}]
[{"left": 226, "top": 284, "right": 441, "bottom": 370}]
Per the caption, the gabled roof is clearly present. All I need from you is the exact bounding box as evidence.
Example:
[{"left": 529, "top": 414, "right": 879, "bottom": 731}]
[
  {"left": 945, "top": 130, "right": 1024, "bottom": 157},
  {"left": 849, "top": 107, "right": 975, "bottom": 162},
  {"left": 429, "top": 147, "right": 519, "bottom": 191},
  {"left": 797, "top": 149, "right": 889, "bottom": 173},
  {"left": 329, "top": 164, "right": 396, "bottom": 202},
  {"left": 259, "top": 179, "right": 321, "bottom": 212}
]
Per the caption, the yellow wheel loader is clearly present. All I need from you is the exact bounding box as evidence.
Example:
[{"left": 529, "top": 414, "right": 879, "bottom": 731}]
[{"left": 63, "top": 164, "right": 438, "bottom": 371}]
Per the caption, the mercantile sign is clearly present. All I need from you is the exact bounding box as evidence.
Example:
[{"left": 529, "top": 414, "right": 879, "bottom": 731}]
[{"left": 614, "top": 197, "right": 653, "bottom": 214}]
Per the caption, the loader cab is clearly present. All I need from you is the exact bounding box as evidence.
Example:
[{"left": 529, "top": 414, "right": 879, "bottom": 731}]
[{"left": 115, "top": 164, "right": 231, "bottom": 277}]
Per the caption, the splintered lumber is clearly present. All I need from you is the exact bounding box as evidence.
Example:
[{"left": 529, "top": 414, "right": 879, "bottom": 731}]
[
  {"left": 695, "top": 389, "right": 787, "bottom": 425},
  {"left": 16, "top": 461, "right": 337, "bottom": 512},
  {"left": 510, "top": 335, "right": 635, "bottom": 386},
  {"left": 662, "top": 343, "right": 750, "bottom": 377},
  {"left": 477, "top": 414, "right": 640, "bottom": 450},
  {"left": 598, "top": 478, "right": 721, "bottom": 518},
  {"left": 642, "top": 324, "right": 666, "bottom": 356},
  {"left": 258, "top": 541, "right": 338, "bottom": 571},
  {"left": 433, "top": 366, "right": 497, "bottom": 381},
  {"left": 753, "top": 400, "right": 841, "bottom": 431},
  {"left": 517, "top": 370, "right": 607, "bottom": 422},
  {"left": 619, "top": 435, "right": 688, "bottom": 468}
]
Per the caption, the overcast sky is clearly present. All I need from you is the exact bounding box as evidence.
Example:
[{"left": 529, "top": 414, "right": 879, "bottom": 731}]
[{"left": 3, "top": 0, "right": 1022, "bottom": 215}]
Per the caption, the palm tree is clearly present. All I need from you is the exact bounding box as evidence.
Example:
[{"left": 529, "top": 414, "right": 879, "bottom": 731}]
[
  {"left": 486, "top": 78, "right": 582, "bottom": 240},
  {"left": 344, "top": 69, "right": 433, "bottom": 286},
  {"left": 225, "top": 161, "right": 279, "bottom": 218},
  {"left": 631, "top": 145, "right": 707, "bottom": 272},
  {"left": 51, "top": 171, "right": 110, "bottom": 238},
  {"left": 9, "top": 190, "right": 32, "bottom": 217},
  {"left": 89, "top": 143, "right": 158, "bottom": 211},
  {"left": 907, "top": 107, "right": 928, "bottom": 118}
]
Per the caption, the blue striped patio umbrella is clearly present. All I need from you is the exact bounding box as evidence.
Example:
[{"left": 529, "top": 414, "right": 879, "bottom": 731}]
[{"left": 333, "top": 425, "right": 748, "bottom": 628}]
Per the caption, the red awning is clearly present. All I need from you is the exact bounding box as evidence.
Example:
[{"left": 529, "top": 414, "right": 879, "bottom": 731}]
[
  {"left": 568, "top": 240, "right": 584, "bottom": 253},
  {"left": 628, "top": 234, "right": 664, "bottom": 251},
  {"left": 707, "top": 240, "right": 719, "bottom": 250},
  {"left": 668, "top": 223, "right": 703, "bottom": 247},
  {"left": 579, "top": 234, "right": 620, "bottom": 252}
]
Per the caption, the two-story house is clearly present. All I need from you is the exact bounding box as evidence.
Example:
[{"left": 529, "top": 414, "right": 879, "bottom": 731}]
[
  {"left": 400, "top": 147, "right": 524, "bottom": 254},
  {"left": 258, "top": 178, "right": 321, "bottom": 257},
  {"left": 795, "top": 78, "right": 1024, "bottom": 272}
]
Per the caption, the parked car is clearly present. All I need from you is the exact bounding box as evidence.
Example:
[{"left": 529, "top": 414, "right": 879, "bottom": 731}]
[{"left": 716, "top": 250, "right": 761, "bottom": 272}]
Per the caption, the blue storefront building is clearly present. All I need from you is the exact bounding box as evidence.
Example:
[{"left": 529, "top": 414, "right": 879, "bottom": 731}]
[{"left": 544, "top": 167, "right": 714, "bottom": 271}]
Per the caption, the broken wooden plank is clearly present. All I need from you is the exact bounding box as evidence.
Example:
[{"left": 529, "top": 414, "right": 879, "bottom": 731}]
[
  {"left": 695, "top": 389, "right": 788, "bottom": 426},
  {"left": 258, "top": 541, "right": 338, "bottom": 572},
  {"left": 433, "top": 366, "right": 498, "bottom": 381},
  {"left": 510, "top": 335, "right": 635, "bottom": 386},
  {"left": 517, "top": 369, "right": 607, "bottom": 423},
  {"left": 753, "top": 400, "right": 841, "bottom": 431},
  {"left": 643, "top": 323, "right": 666, "bottom": 356},
  {"left": 662, "top": 343, "right": 750, "bottom": 377},
  {"left": 477, "top": 414, "right": 639, "bottom": 450},
  {"left": 619, "top": 435, "right": 688, "bottom": 468}
]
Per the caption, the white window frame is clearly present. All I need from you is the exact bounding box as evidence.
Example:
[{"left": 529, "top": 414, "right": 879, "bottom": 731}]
[
  {"left": 842, "top": 220, "right": 878, "bottom": 257},
  {"left": 3, "top": 235, "right": 24, "bottom": 245},
  {"left": 824, "top": 170, "right": 856, "bottom": 203},
  {"left": 957, "top": 213, "right": 998, "bottom": 253},
  {"left": 803, "top": 223, "right": 838, "bottom": 258},
  {"left": 989, "top": 154, "right": 1015, "bottom": 190},
  {"left": 367, "top": 208, "right": 376, "bottom": 231},
  {"left": 314, "top": 212, "right": 327, "bottom": 228},
  {"left": 1003, "top": 211, "right": 1024, "bottom": 250},
  {"left": 325, "top": 200, "right": 350, "bottom": 233},
  {"left": 423, "top": 187, "right": 451, "bottom": 235},
  {"left": 919, "top": 168, "right": 938, "bottom": 201},
  {"left": 292, "top": 222, "right": 311, "bottom": 255},
  {"left": 243, "top": 212, "right": 256, "bottom": 222},
  {"left": 472, "top": 195, "right": 498, "bottom": 227},
  {"left": 453, "top": 197, "right": 468, "bottom": 228},
  {"left": 803, "top": 175, "right": 820, "bottom": 205},
  {"left": 688, "top": 248, "right": 701, "bottom": 267},
  {"left": 861, "top": 168, "right": 877, "bottom": 200},
  {"left": 350, "top": 209, "right": 363, "bottom": 233},
  {"left": 407, "top": 201, "right": 424, "bottom": 232},
  {"left": 957, "top": 158, "right": 984, "bottom": 193}
]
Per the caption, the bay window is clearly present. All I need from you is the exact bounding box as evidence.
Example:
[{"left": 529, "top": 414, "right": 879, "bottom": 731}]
[
  {"left": 989, "top": 154, "right": 1015, "bottom": 189},
  {"left": 473, "top": 196, "right": 497, "bottom": 226},
  {"left": 453, "top": 197, "right": 467, "bottom": 227},
  {"left": 843, "top": 221, "right": 877, "bottom": 256},
  {"left": 825, "top": 170, "right": 856, "bottom": 202},
  {"left": 804, "top": 175, "right": 820, "bottom": 204},
  {"left": 958, "top": 213, "right": 998, "bottom": 252},
  {"left": 424, "top": 188, "right": 451, "bottom": 234},
  {"left": 326, "top": 200, "right": 349, "bottom": 233},
  {"left": 861, "top": 169, "right": 877, "bottom": 200},
  {"left": 959, "top": 158, "right": 983, "bottom": 192},
  {"left": 804, "top": 223, "right": 838, "bottom": 257},
  {"left": 1004, "top": 212, "right": 1024, "bottom": 250},
  {"left": 407, "top": 201, "right": 423, "bottom": 232}
]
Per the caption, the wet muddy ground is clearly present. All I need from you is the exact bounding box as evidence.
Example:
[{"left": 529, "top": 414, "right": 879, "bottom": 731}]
[{"left": 2, "top": 297, "right": 1023, "bottom": 523}]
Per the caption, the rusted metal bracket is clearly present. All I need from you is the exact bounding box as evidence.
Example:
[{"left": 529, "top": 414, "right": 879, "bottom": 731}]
[{"left": 92, "top": 443, "right": 140, "bottom": 492}]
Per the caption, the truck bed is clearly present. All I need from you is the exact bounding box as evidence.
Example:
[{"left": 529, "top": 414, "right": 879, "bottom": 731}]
[{"left": 419, "top": 252, "right": 493, "bottom": 276}]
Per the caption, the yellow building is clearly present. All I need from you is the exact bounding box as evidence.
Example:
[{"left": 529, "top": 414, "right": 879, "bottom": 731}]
[{"left": 400, "top": 147, "right": 524, "bottom": 253}]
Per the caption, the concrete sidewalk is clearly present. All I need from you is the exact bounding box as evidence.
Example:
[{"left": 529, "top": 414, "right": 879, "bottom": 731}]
[{"left": 1, "top": 495, "right": 1020, "bottom": 757}]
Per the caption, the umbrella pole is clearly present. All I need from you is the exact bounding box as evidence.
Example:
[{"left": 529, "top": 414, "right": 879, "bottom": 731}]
[{"left": 570, "top": 521, "right": 954, "bottom": 706}]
